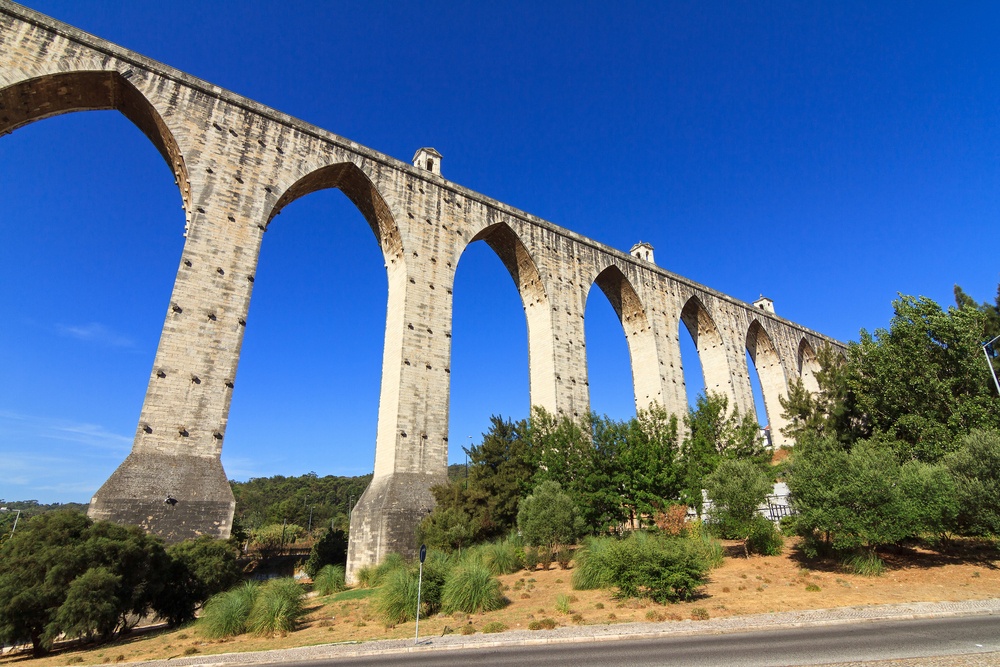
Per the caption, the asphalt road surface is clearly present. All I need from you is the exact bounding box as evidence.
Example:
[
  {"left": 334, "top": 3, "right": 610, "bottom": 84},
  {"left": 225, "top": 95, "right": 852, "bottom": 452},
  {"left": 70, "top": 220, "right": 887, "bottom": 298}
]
[{"left": 262, "top": 615, "right": 1000, "bottom": 667}]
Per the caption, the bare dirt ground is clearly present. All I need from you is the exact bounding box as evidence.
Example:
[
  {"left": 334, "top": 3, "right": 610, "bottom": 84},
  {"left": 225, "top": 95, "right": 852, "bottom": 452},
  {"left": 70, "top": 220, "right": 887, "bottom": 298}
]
[{"left": 3, "top": 538, "right": 998, "bottom": 666}]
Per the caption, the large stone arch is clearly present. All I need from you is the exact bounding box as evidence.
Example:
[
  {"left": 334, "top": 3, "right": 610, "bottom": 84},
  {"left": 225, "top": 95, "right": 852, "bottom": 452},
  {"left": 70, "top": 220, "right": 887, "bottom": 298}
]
[
  {"left": 0, "top": 70, "right": 191, "bottom": 219},
  {"left": 679, "top": 295, "right": 736, "bottom": 405},
  {"left": 264, "top": 162, "right": 407, "bottom": 481},
  {"left": 746, "top": 319, "right": 790, "bottom": 446},
  {"left": 797, "top": 338, "right": 821, "bottom": 393},
  {"left": 467, "top": 222, "right": 557, "bottom": 412},
  {"left": 590, "top": 265, "right": 661, "bottom": 411},
  {"left": 267, "top": 162, "right": 403, "bottom": 263}
]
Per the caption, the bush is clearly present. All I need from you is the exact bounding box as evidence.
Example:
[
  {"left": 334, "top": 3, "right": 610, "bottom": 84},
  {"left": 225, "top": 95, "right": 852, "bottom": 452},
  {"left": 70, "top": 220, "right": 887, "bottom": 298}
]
[
  {"left": 574, "top": 532, "right": 709, "bottom": 604},
  {"left": 482, "top": 621, "right": 507, "bottom": 633},
  {"left": 313, "top": 565, "right": 346, "bottom": 596},
  {"left": 373, "top": 568, "right": 420, "bottom": 626},
  {"left": 441, "top": 563, "right": 506, "bottom": 614},
  {"left": 304, "top": 529, "right": 348, "bottom": 578},
  {"left": 163, "top": 536, "right": 242, "bottom": 626},
  {"left": 246, "top": 578, "right": 303, "bottom": 636},
  {"left": 705, "top": 459, "right": 772, "bottom": 555},
  {"left": 200, "top": 582, "right": 259, "bottom": 638},
  {"left": 517, "top": 481, "right": 586, "bottom": 549},
  {"left": 746, "top": 516, "right": 783, "bottom": 556},
  {"left": 555, "top": 594, "right": 571, "bottom": 614},
  {"left": 556, "top": 546, "right": 572, "bottom": 569},
  {"left": 523, "top": 546, "right": 538, "bottom": 571},
  {"left": 946, "top": 429, "right": 1000, "bottom": 536}
]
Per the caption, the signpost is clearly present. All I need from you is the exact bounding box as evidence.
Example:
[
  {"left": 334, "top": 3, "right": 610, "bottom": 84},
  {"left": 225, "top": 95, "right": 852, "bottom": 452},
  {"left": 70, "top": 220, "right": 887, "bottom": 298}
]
[{"left": 415, "top": 544, "right": 427, "bottom": 645}]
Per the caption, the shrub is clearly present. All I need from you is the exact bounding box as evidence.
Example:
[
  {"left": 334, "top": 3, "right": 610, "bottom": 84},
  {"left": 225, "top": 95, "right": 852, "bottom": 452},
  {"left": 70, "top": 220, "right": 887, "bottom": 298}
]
[
  {"left": 705, "top": 459, "right": 773, "bottom": 556},
  {"left": 304, "top": 529, "right": 348, "bottom": 578},
  {"left": 517, "top": 481, "right": 586, "bottom": 549},
  {"left": 555, "top": 594, "right": 571, "bottom": 614},
  {"left": 556, "top": 546, "right": 572, "bottom": 569},
  {"left": 746, "top": 516, "right": 784, "bottom": 556},
  {"left": 313, "top": 565, "right": 347, "bottom": 596},
  {"left": 539, "top": 617, "right": 557, "bottom": 629},
  {"left": 584, "top": 532, "right": 709, "bottom": 604},
  {"left": 523, "top": 546, "right": 538, "bottom": 571},
  {"left": 460, "top": 624, "right": 476, "bottom": 635},
  {"left": 539, "top": 546, "right": 553, "bottom": 571},
  {"left": 441, "top": 564, "right": 506, "bottom": 614},
  {"left": 690, "top": 607, "right": 709, "bottom": 621},
  {"left": 373, "top": 568, "right": 419, "bottom": 626},
  {"left": 653, "top": 504, "right": 689, "bottom": 536},
  {"left": 945, "top": 429, "right": 1000, "bottom": 536},
  {"left": 200, "top": 582, "right": 259, "bottom": 638},
  {"left": 246, "top": 578, "right": 303, "bottom": 636},
  {"left": 482, "top": 621, "right": 507, "bottom": 633}
]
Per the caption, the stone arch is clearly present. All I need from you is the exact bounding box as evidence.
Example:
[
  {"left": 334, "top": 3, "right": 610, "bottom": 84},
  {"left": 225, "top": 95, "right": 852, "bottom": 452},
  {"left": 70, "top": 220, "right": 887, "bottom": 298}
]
[
  {"left": 467, "top": 222, "right": 556, "bottom": 412},
  {"left": 265, "top": 162, "right": 406, "bottom": 479},
  {"left": 0, "top": 70, "right": 190, "bottom": 218},
  {"left": 268, "top": 162, "right": 403, "bottom": 263},
  {"left": 679, "top": 295, "right": 735, "bottom": 404},
  {"left": 746, "top": 319, "right": 790, "bottom": 444},
  {"left": 797, "top": 338, "right": 821, "bottom": 393},
  {"left": 590, "top": 265, "right": 661, "bottom": 411}
]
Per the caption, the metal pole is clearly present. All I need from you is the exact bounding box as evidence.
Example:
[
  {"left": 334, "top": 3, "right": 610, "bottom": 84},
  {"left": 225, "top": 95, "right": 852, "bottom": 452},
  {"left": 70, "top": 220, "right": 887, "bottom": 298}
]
[
  {"left": 984, "top": 335, "right": 1000, "bottom": 397},
  {"left": 414, "top": 560, "right": 423, "bottom": 644},
  {"left": 415, "top": 544, "right": 426, "bottom": 645}
]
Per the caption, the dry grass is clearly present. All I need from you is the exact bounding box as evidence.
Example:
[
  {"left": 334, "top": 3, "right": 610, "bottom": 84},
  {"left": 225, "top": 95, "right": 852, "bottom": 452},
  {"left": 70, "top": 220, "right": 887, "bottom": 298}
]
[{"left": 4, "top": 538, "right": 997, "bottom": 667}]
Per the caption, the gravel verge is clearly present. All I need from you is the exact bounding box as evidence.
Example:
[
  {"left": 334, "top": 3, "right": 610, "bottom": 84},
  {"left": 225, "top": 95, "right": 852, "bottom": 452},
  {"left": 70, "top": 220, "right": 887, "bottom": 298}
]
[{"left": 124, "top": 598, "right": 1000, "bottom": 667}]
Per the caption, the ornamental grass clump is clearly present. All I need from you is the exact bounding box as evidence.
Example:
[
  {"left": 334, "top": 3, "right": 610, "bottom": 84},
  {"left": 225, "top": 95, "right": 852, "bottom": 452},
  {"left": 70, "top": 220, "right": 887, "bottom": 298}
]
[
  {"left": 572, "top": 536, "right": 614, "bottom": 590},
  {"left": 246, "top": 578, "right": 304, "bottom": 636},
  {"left": 373, "top": 568, "right": 420, "bottom": 626},
  {"left": 441, "top": 563, "right": 506, "bottom": 614},
  {"left": 480, "top": 537, "right": 524, "bottom": 575},
  {"left": 312, "top": 564, "right": 347, "bottom": 596},
  {"left": 199, "top": 582, "right": 258, "bottom": 638}
]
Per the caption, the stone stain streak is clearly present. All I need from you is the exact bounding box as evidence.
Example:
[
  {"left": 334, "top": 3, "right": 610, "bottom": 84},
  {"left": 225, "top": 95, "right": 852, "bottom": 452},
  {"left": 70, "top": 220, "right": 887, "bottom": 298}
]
[{"left": 0, "top": 1, "right": 845, "bottom": 581}]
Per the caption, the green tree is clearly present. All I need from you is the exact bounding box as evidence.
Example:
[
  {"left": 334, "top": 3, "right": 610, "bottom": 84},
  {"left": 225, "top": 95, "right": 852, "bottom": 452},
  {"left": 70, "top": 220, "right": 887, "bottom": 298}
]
[
  {"left": 704, "top": 459, "right": 773, "bottom": 556},
  {"left": 847, "top": 295, "right": 1000, "bottom": 461},
  {"left": 618, "top": 405, "right": 682, "bottom": 527},
  {"left": 304, "top": 528, "right": 348, "bottom": 577},
  {"left": 159, "top": 536, "right": 242, "bottom": 626},
  {"left": 0, "top": 512, "right": 173, "bottom": 656},
  {"left": 517, "top": 481, "right": 586, "bottom": 549},
  {"left": 466, "top": 416, "right": 535, "bottom": 536},
  {"left": 529, "top": 408, "right": 627, "bottom": 532},
  {"left": 417, "top": 481, "right": 490, "bottom": 552},
  {"left": 945, "top": 429, "right": 1000, "bottom": 536},
  {"left": 788, "top": 440, "right": 915, "bottom": 558},
  {"left": 680, "top": 392, "right": 766, "bottom": 508}
]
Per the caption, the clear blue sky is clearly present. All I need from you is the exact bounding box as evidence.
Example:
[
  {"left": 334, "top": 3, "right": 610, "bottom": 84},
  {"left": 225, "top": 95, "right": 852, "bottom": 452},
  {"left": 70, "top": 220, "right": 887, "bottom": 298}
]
[{"left": 2, "top": 1, "right": 997, "bottom": 504}]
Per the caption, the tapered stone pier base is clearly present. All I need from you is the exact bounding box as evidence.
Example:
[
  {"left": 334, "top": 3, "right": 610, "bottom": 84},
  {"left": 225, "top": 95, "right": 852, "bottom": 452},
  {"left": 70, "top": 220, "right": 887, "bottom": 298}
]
[
  {"left": 87, "top": 451, "right": 235, "bottom": 543},
  {"left": 345, "top": 471, "right": 447, "bottom": 584}
]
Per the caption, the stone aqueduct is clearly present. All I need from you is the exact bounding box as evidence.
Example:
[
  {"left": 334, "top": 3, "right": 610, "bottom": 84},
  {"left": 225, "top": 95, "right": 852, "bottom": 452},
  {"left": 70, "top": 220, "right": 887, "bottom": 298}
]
[{"left": 1, "top": 2, "right": 841, "bottom": 579}]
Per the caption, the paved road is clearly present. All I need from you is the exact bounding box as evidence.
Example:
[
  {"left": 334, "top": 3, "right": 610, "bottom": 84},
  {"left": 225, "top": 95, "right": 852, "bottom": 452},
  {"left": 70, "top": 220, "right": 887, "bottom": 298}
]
[{"left": 264, "top": 615, "right": 1000, "bottom": 667}]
